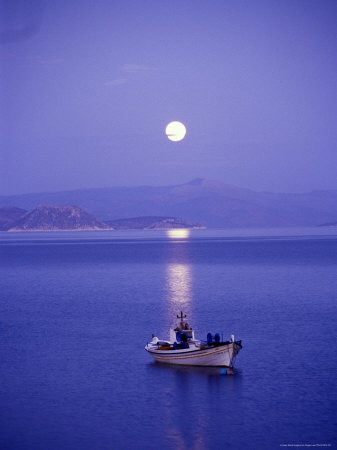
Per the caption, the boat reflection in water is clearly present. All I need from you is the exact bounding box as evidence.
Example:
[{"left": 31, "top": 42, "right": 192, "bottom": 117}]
[
  {"left": 149, "top": 360, "right": 242, "bottom": 377},
  {"left": 146, "top": 360, "right": 242, "bottom": 450}
]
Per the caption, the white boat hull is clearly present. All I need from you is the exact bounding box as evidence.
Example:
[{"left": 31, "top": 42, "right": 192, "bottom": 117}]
[{"left": 145, "top": 342, "right": 240, "bottom": 367}]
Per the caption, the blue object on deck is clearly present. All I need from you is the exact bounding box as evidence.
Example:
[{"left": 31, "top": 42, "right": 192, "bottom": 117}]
[
  {"left": 176, "top": 331, "right": 181, "bottom": 342},
  {"left": 207, "top": 332, "right": 213, "bottom": 344},
  {"left": 215, "top": 333, "right": 220, "bottom": 343},
  {"left": 220, "top": 368, "right": 227, "bottom": 375}
]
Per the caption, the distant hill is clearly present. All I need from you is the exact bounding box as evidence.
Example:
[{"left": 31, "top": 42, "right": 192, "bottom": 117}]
[
  {"left": 1, "top": 178, "right": 337, "bottom": 228},
  {"left": 6, "top": 205, "right": 112, "bottom": 231},
  {"left": 318, "top": 220, "right": 337, "bottom": 227},
  {"left": 105, "top": 216, "right": 203, "bottom": 230},
  {"left": 0, "top": 207, "right": 27, "bottom": 231}
]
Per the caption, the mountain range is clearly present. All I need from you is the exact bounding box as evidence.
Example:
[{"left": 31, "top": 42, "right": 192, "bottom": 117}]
[{"left": 1, "top": 178, "right": 337, "bottom": 228}]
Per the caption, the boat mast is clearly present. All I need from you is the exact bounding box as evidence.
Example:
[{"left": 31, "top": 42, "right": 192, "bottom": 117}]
[{"left": 177, "top": 311, "right": 186, "bottom": 329}]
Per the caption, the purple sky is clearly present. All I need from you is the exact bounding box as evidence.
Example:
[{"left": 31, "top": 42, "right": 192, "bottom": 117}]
[{"left": 1, "top": 0, "right": 336, "bottom": 195}]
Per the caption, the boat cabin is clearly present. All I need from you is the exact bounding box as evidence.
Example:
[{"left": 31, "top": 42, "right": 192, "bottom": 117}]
[{"left": 169, "top": 311, "right": 195, "bottom": 343}]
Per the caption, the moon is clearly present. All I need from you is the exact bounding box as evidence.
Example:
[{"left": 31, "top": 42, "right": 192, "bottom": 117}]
[{"left": 165, "top": 121, "right": 186, "bottom": 142}]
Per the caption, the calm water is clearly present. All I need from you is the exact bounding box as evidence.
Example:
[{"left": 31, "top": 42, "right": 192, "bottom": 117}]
[{"left": 1, "top": 229, "right": 337, "bottom": 449}]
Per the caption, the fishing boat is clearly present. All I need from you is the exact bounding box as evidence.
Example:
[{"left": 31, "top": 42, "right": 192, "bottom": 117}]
[{"left": 145, "top": 311, "right": 242, "bottom": 369}]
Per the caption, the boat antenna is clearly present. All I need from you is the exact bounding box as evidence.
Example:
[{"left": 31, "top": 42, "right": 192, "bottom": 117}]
[
  {"left": 177, "top": 311, "right": 187, "bottom": 320},
  {"left": 177, "top": 311, "right": 187, "bottom": 327}
]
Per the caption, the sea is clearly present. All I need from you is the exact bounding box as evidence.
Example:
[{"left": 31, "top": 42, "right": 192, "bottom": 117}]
[{"left": 1, "top": 228, "right": 336, "bottom": 450}]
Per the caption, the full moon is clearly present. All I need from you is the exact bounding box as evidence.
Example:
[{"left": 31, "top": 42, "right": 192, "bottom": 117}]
[{"left": 165, "top": 121, "right": 186, "bottom": 142}]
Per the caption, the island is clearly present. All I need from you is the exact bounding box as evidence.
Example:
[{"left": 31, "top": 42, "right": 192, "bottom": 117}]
[
  {"left": 0, "top": 206, "right": 203, "bottom": 232},
  {"left": 104, "top": 216, "right": 204, "bottom": 230},
  {"left": 0, "top": 205, "right": 112, "bottom": 231}
]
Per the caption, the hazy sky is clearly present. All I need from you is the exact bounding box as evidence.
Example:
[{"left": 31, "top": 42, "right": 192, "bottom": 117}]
[{"left": 1, "top": 0, "right": 336, "bottom": 195}]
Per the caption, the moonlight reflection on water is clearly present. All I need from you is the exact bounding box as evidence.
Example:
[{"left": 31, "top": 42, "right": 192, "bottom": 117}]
[{"left": 166, "top": 263, "right": 192, "bottom": 307}]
